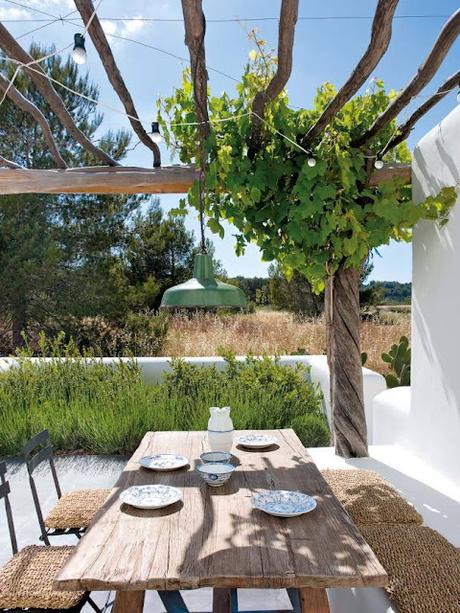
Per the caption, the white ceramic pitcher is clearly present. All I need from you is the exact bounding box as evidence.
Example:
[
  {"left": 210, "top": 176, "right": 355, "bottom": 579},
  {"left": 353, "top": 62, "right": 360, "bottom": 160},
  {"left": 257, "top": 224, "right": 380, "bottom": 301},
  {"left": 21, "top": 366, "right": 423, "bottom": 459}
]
[{"left": 207, "top": 406, "right": 233, "bottom": 452}]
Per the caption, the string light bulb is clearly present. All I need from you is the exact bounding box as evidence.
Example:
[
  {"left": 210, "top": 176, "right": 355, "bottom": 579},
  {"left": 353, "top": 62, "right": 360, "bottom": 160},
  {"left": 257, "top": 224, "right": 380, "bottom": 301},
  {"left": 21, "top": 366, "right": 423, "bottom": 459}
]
[
  {"left": 307, "top": 155, "right": 316, "bottom": 167},
  {"left": 374, "top": 158, "right": 384, "bottom": 170},
  {"left": 72, "top": 33, "right": 87, "bottom": 65},
  {"left": 150, "top": 122, "right": 162, "bottom": 144}
]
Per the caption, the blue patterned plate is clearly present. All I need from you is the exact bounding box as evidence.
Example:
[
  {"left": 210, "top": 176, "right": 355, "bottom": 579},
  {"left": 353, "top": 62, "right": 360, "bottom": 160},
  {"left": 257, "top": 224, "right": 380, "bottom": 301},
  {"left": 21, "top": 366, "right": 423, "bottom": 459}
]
[
  {"left": 120, "top": 485, "right": 182, "bottom": 509},
  {"left": 251, "top": 490, "right": 317, "bottom": 517},
  {"left": 237, "top": 434, "right": 278, "bottom": 449},
  {"left": 139, "top": 454, "right": 189, "bottom": 471}
]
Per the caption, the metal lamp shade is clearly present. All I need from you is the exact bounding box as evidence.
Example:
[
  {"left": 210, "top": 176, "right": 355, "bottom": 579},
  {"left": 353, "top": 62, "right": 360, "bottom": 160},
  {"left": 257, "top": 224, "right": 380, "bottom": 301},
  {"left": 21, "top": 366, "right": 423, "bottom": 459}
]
[{"left": 160, "top": 253, "right": 246, "bottom": 309}]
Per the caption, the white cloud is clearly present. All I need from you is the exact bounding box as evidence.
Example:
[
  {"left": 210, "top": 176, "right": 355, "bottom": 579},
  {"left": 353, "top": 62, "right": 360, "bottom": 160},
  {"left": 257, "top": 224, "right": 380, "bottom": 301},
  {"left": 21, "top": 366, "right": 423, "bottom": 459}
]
[
  {"left": 0, "top": 6, "right": 29, "bottom": 19},
  {"left": 121, "top": 16, "right": 145, "bottom": 37},
  {"left": 101, "top": 20, "right": 118, "bottom": 36}
]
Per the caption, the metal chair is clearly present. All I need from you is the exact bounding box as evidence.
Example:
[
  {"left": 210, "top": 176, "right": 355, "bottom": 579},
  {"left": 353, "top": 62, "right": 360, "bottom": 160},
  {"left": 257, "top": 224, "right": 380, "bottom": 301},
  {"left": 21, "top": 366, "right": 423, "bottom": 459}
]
[
  {"left": 0, "top": 460, "right": 102, "bottom": 612},
  {"left": 23, "top": 430, "right": 110, "bottom": 544}
]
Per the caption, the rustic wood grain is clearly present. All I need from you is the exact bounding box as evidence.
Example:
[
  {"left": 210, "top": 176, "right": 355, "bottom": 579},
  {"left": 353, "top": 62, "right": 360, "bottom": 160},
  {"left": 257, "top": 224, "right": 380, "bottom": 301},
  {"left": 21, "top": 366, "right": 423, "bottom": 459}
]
[
  {"left": 0, "top": 73, "right": 66, "bottom": 168},
  {"left": 384, "top": 70, "right": 460, "bottom": 153},
  {"left": 326, "top": 265, "right": 368, "bottom": 457},
  {"left": 0, "top": 166, "right": 197, "bottom": 195},
  {"left": 0, "top": 163, "right": 410, "bottom": 196},
  {"left": 212, "top": 588, "right": 233, "bottom": 613},
  {"left": 354, "top": 9, "right": 460, "bottom": 147},
  {"left": 250, "top": 0, "right": 299, "bottom": 153},
  {"left": 0, "top": 23, "right": 117, "bottom": 167},
  {"left": 74, "top": 0, "right": 161, "bottom": 167},
  {"left": 112, "top": 589, "right": 145, "bottom": 613},
  {"left": 55, "top": 430, "right": 386, "bottom": 595},
  {"left": 303, "top": 0, "right": 399, "bottom": 144},
  {"left": 298, "top": 587, "right": 330, "bottom": 613}
]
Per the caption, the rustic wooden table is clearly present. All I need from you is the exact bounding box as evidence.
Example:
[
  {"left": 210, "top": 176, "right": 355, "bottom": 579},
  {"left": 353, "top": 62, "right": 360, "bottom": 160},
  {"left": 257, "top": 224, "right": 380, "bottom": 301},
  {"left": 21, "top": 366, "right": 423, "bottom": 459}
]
[{"left": 55, "top": 429, "right": 387, "bottom": 613}]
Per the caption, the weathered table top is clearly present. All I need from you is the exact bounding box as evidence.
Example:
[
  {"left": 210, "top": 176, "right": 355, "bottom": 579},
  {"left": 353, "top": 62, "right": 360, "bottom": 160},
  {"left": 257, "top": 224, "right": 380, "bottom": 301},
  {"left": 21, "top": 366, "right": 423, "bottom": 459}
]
[{"left": 55, "top": 429, "right": 387, "bottom": 592}]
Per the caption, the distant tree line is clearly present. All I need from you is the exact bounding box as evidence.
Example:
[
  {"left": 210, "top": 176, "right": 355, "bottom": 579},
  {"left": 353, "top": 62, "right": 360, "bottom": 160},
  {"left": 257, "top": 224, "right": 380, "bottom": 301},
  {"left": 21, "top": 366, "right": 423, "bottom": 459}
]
[{"left": 367, "top": 281, "right": 412, "bottom": 304}]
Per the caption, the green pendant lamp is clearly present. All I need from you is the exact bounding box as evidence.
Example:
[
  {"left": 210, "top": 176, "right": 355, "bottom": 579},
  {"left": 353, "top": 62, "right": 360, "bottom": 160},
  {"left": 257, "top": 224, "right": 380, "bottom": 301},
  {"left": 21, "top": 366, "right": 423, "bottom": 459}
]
[
  {"left": 160, "top": 85, "right": 246, "bottom": 309},
  {"left": 160, "top": 252, "right": 246, "bottom": 309}
]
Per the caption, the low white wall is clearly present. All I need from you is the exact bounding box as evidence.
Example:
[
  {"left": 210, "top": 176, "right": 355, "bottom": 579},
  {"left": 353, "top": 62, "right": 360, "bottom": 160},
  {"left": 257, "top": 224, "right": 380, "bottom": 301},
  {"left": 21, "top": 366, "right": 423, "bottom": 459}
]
[
  {"left": 408, "top": 105, "right": 460, "bottom": 484},
  {"left": 372, "top": 386, "right": 411, "bottom": 445},
  {"left": 0, "top": 354, "right": 385, "bottom": 442}
]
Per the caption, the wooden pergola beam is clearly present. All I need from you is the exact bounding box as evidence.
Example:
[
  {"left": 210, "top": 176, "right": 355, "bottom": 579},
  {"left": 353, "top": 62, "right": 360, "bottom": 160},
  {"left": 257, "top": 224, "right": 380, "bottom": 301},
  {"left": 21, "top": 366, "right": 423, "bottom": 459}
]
[
  {"left": 0, "top": 21, "right": 118, "bottom": 166},
  {"left": 367, "top": 162, "right": 410, "bottom": 186},
  {"left": 0, "top": 165, "right": 197, "bottom": 194},
  {"left": 74, "top": 0, "right": 161, "bottom": 167},
  {"left": 384, "top": 70, "right": 460, "bottom": 153},
  {"left": 303, "top": 0, "right": 399, "bottom": 144},
  {"left": 0, "top": 72, "right": 67, "bottom": 169},
  {"left": 0, "top": 163, "right": 409, "bottom": 195},
  {"left": 250, "top": 0, "right": 299, "bottom": 152},
  {"left": 354, "top": 9, "right": 460, "bottom": 147}
]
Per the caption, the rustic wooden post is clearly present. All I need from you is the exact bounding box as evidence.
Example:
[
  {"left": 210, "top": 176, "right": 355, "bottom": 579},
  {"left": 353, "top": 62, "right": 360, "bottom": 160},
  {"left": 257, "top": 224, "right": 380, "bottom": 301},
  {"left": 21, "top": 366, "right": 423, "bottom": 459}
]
[{"left": 326, "top": 262, "right": 368, "bottom": 457}]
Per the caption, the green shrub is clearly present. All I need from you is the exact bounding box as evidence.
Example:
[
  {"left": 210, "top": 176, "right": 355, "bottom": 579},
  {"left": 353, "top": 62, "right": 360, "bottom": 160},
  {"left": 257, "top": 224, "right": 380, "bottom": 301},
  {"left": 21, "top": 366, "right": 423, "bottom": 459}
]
[
  {"left": 18, "top": 311, "right": 169, "bottom": 358},
  {"left": 290, "top": 414, "right": 331, "bottom": 447},
  {"left": 0, "top": 353, "right": 326, "bottom": 456}
]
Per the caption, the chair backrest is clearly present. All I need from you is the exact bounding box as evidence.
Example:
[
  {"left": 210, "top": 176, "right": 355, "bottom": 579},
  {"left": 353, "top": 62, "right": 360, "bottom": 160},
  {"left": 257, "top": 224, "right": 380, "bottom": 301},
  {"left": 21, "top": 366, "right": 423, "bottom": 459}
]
[
  {"left": 23, "top": 430, "right": 61, "bottom": 545},
  {"left": 0, "top": 461, "right": 18, "bottom": 555}
]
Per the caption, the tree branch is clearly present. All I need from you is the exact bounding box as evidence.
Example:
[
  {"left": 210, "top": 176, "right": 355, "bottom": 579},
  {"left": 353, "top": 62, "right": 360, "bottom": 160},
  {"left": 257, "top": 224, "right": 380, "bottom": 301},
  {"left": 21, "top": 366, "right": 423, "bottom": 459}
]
[
  {"left": 303, "top": 0, "right": 399, "bottom": 144},
  {"left": 181, "top": 0, "right": 209, "bottom": 143},
  {"left": 250, "top": 0, "right": 299, "bottom": 153},
  {"left": 74, "top": 0, "right": 161, "bottom": 167},
  {"left": 353, "top": 9, "right": 460, "bottom": 147},
  {"left": 384, "top": 70, "right": 460, "bottom": 152},
  {"left": 0, "top": 22, "right": 118, "bottom": 166},
  {"left": 0, "top": 155, "right": 22, "bottom": 168},
  {"left": 0, "top": 72, "right": 67, "bottom": 168},
  {"left": 181, "top": 0, "right": 209, "bottom": 252}
]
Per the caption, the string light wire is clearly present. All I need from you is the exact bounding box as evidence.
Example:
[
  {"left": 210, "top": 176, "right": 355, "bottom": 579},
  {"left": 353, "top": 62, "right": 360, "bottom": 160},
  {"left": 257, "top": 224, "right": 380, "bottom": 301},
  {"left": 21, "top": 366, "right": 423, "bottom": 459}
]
[
  {"left": 0, "top": 2, "right": 457, "bottom": 163},
  {"left": 0, "top": 1, "right": 103, "bottom": 111}
]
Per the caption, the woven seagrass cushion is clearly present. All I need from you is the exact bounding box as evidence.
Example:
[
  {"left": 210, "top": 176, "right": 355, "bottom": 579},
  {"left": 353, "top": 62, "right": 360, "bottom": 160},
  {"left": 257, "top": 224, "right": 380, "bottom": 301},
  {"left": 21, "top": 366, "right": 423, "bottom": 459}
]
[
  {"left": 0, "top": 545, "right": 84, "bottom": 609},
  {"left": 321, "top": 469, "right": 422, "bottom": 526},
  {"left": 44, "top": 488, "right": 111, "bottom": 529},
  {"left": 361, "top": 525, "right": 460, "bottom": 613}
]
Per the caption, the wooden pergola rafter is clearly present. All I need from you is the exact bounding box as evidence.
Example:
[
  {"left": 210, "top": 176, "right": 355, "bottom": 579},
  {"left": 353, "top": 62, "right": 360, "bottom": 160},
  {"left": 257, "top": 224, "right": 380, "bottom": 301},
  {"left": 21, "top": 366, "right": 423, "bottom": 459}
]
[{"left": 0, "top": 2, "right": 457, "bottom": 193}]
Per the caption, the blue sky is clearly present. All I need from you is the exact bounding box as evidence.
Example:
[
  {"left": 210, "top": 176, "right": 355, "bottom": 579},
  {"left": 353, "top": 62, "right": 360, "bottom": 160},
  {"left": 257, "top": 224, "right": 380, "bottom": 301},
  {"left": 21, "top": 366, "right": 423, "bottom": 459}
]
[{"left": 2, "top": 0, "right": 459, "bottom": 281}]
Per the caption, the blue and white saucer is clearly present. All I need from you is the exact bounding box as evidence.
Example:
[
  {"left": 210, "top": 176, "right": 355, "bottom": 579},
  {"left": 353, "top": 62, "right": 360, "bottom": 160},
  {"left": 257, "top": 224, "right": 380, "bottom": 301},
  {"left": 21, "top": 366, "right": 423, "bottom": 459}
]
[
  {"left": 251, "top": 490, "right": 317, "bottom": 517},
  {"left": 120, "top": 485, "right": 182, "bottom": 509},
  {"left": 139, "top": 454, "right": 189, "bottom": 471},
  {"left": 237, "top": 434, "right": 278, "bottom": 449}
]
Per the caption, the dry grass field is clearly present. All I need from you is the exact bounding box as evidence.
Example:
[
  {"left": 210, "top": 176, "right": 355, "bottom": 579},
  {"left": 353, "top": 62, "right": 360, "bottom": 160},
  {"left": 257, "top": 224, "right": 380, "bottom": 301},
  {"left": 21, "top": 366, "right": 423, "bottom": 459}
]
[{"left": 162, "top": 309, "right": 410, "bottom": 375}]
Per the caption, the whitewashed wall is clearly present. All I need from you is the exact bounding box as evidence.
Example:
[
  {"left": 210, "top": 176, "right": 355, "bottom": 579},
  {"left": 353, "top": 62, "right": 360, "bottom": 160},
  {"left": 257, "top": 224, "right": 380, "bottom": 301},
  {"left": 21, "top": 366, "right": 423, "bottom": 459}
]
[{"left": 409, "top": 105, "right": 460, "bottom": 483}]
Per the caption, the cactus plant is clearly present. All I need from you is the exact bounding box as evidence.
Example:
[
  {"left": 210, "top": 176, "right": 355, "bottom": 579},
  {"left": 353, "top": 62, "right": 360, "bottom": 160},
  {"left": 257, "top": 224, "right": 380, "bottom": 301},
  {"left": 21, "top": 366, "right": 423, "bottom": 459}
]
[{"left": 381, "top": 335, "right": 411, "bottom": 388}]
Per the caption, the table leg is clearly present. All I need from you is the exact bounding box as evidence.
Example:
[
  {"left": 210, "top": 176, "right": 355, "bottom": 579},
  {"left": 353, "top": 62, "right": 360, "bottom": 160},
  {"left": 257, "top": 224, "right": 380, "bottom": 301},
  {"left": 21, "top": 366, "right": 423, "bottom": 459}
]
[
  {"left": 212, "top": 588, "right": 237, "bottom": 613},
  {"left": 298, "top": 588, "right": 330, "bottom": 613},
  {"left": 113, "top": 590, "right": 146, "bottom": 613}
]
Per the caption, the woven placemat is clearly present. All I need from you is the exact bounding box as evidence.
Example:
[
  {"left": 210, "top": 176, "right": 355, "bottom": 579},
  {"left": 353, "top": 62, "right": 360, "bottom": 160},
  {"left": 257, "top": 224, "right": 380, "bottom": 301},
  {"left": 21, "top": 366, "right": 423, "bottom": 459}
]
[
  {"left": 0, "top": 545, "right": 84, "bottom": 609},
  {"left": 321, "top": 469, "right": 422, "bottom": 526},
  {"left": 361, "top": 524, "right": 460, "bottom": 613},
  {"left": 45, "top": 487, "right": 111, "bottom": 529}
]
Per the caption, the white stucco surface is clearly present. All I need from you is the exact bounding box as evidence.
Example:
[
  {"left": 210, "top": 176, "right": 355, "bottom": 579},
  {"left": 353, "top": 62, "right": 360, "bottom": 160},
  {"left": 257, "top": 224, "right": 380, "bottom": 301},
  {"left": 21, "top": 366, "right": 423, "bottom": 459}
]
[
  {"left": 372, "top": 386, "right": 411, "bottom": 445},
  {"left": 410, "top": 105, "right": 460, "bottom": 485}
]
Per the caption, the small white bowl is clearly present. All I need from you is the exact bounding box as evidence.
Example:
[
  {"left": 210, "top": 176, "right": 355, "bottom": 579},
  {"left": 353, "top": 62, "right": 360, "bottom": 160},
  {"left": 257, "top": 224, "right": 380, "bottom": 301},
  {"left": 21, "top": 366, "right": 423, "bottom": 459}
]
[
  {"left": 200, "top": 451, "right": 232, "bottom": 464},
  {"left": 197, "top": 462, "right": 235, "bottom": 487}
]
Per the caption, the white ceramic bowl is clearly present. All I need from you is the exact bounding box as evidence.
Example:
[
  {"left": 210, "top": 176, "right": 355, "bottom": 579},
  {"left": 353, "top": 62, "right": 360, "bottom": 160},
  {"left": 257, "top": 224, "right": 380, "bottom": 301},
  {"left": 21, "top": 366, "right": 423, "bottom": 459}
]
[
  {"left": 200, "top": 451, "right": 232, "bottom": 464},
  {"left": 196, "top": 462, "right": 235, "bottom": 487}
]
